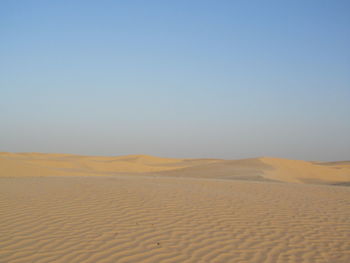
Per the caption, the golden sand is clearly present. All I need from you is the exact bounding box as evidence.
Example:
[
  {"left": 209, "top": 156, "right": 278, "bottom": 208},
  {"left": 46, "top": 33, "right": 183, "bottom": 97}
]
[
  {"left": 1, "top": 152, "right": 349, "bottom": 184},
  {"left": 1, "top": 152, "right": 349, "bottom": 262}
]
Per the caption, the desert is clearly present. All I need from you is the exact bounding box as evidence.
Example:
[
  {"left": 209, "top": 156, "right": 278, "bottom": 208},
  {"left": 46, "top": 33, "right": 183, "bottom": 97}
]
[
  {"left": 1, "top": 152, "right": 349, "bottom": 262},
  {"left": 2, "top": 2, "right": 350, "bottom": 262}
]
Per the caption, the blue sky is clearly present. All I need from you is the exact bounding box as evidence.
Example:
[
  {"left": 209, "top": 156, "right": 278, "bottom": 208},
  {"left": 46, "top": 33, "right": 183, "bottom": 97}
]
[{"left": 1, "top": 0, "right": 349, "bottom": 160}]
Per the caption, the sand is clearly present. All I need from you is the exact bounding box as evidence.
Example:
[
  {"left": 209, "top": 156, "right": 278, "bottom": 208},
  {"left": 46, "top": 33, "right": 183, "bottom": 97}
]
[
  {"left": 1, "top": 152, "right": 350, "bottom": 262},
  {"left": 1, "top": 152, "right": 350, "bottom": 184}
]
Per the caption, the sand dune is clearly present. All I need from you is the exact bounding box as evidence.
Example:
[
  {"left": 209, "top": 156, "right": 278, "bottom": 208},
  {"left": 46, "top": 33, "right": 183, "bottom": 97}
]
[
  {"left": 1, "top": 152, "right": 349, "bottom": 185},
  {"left": 1, "top": 176, "right": 350, "bottom": 263},
  {"left": 1, "top": 152, "right": 350, "bottom": 262}
]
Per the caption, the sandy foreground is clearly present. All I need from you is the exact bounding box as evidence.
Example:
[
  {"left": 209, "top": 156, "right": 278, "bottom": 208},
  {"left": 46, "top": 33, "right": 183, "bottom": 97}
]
[{"left": 1, "top": 153, "right": 350, "bottom": 262}]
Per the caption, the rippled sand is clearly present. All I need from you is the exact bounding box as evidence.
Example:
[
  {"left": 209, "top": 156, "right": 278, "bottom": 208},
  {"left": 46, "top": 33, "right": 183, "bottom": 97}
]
[
  {"left": 1, "top": 176, "right": 350, "bottom": 263},
  {"left": 1, "top": 152, "right": 350, "bottom": 262}
]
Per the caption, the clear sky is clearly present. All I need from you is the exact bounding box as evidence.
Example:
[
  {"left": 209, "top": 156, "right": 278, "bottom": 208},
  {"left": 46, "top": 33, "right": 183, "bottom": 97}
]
[{"left": 1, "top": 0, "right": 349, "bottom": 161}]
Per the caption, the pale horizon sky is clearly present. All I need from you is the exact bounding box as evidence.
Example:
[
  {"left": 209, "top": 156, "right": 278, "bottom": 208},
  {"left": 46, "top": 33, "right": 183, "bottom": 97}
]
[{"left": 1, "top": 0, "right": 350, "bottom": 161}]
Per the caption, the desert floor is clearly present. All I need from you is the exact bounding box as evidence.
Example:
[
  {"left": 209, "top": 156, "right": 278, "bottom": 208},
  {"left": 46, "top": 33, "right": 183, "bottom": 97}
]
[{"left": 1, "top": 153, "right": 350, "bottom": 262}]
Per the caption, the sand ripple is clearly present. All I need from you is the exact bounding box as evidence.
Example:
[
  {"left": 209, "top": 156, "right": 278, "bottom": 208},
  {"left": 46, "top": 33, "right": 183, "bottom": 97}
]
[{"left": 1, "top": 176, "right": 349, "bottom": 263}]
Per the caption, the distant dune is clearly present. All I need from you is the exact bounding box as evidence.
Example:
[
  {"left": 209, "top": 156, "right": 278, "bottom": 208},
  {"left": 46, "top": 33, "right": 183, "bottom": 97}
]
[{"left": 1, "top": 152, "right": 349, "bottom": 185}]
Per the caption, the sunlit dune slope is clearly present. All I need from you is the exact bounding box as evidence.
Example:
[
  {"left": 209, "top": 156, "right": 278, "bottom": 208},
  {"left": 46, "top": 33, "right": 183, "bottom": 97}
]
[
  {"left": 0, "top": 152, "right": 349, "bottom": 185},
  {"left": 260, "top": 157, "right": 350, "bottom": 184}
]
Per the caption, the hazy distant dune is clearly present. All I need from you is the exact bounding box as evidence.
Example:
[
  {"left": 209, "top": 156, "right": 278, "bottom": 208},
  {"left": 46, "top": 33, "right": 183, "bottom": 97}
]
[{"left": 0, "top": 152, "right": 349, "bottom": 185}]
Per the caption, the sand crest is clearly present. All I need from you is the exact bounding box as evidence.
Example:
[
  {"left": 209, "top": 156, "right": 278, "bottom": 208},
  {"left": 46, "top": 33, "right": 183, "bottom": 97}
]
[{"left": 1, "top": 152, "right": 349, "bottom": 185}]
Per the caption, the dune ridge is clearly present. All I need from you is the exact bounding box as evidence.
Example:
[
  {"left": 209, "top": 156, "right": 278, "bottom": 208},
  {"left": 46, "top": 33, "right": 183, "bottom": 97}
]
[{"left": 1, "top": 152, "right": 349, "bottom": 185}]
